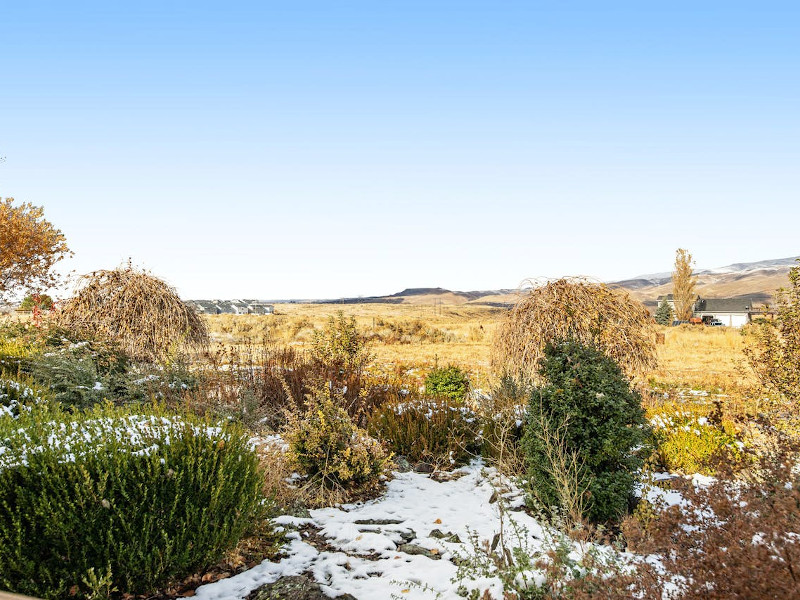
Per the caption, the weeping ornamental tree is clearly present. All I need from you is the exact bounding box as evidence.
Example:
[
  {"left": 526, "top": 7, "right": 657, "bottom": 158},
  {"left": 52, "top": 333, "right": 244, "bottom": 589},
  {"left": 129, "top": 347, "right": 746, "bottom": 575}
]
[
  {"left": 492, "top": 278, "right": 657, "bottom": 381},
  {"left": 58, "top": 266, "right": 209, "bottom": 363}
]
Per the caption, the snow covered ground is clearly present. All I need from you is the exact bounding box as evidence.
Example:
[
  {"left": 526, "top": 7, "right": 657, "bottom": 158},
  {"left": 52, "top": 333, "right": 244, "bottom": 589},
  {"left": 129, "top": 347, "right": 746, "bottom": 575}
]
[{"left": 195, "top": 462, "right": 619, "bottom": 600}]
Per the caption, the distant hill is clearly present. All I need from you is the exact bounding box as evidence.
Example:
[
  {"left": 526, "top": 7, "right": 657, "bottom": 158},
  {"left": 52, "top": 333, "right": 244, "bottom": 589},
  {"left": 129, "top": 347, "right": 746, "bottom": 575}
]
[{"left": 190, "top": 256, "right": 798, "bottom": 310}]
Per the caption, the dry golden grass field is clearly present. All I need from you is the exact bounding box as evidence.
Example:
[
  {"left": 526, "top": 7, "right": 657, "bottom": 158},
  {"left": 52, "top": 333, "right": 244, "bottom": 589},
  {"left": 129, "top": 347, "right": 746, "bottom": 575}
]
[{"left": 205, "top": 303, "right": 759, "bottom": 393}]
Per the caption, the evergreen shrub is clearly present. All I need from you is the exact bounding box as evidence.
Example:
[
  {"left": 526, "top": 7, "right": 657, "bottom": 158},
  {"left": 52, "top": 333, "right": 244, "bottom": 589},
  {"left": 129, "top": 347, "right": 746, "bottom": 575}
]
[
  {"left": 285, "top": 390, "right": 389, "bottom": 494},
  {"left": 424, "top": 365, "right": 470, "bottom": 400},
  {"left": 523, "top": 340, "right": 651, "bottom": 523},
  {"left": 0, "top": 403, "right": 265, "bottom": 599}
]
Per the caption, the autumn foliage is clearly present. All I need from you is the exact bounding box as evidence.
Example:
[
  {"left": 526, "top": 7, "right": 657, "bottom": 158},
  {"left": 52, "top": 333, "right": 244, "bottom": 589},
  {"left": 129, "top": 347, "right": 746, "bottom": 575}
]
[{"left": 0, "top": 198, "right": 71, "bottom": 299}]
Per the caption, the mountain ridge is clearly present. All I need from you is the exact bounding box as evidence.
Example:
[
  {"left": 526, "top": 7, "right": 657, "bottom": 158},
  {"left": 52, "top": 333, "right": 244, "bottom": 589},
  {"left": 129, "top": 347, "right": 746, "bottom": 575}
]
[{"left": 188, "top": 256, "right": 799, "bottom": 310}]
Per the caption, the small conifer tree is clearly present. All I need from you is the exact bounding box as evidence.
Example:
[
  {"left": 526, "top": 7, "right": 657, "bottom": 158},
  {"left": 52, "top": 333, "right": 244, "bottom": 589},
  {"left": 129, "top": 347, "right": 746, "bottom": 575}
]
[
  {"left": 522, "top": 340, "right": 651, "bottom": 523},
  {"left": 655, "top": 298, "right": 674, "bottom": 325}
]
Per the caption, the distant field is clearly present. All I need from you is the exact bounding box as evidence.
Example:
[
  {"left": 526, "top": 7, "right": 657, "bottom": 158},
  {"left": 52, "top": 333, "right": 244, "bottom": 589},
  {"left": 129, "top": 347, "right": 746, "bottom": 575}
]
[{"left": 205, "top": 303, "right": 758, "bottom": 392}]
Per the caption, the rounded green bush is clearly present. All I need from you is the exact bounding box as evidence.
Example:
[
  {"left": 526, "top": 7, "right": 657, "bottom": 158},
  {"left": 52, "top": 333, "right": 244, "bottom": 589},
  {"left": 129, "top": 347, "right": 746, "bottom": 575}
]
[
  {"left": 522, "top": 340, "right": 651, "bottom": 523},
  {"left": 286, "top": 392, "right": 389, "bottom": 489},
  {"left": 0, "top": 404, "right": 265, "bottom": 599},
  {"left": 424, "top": 365, "right": 470, "bottom": 401}
]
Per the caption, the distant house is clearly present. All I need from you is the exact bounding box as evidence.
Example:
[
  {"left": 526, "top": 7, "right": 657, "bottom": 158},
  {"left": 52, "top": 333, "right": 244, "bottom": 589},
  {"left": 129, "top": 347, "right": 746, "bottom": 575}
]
[
  {"left": 188, "top": 300, "right": 275, "bottom": 315},
  {"left": 693, "top": 298, "right": 752, "bottom": 328},
  {"left": 655, "top": 294, "right": 754, "bottom": 327}
]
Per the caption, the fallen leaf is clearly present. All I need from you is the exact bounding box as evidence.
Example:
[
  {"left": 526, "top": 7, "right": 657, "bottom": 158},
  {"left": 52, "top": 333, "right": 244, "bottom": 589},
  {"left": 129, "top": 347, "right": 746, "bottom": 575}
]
[
  {"left": 430, "top": 548, "right": 439, "bottom": 555},
  {"left": 434, "top": 518, "right": 442, "bottom": 524},
  {"left": 201, "top": 573, "right": 214, "bottom": 582}
]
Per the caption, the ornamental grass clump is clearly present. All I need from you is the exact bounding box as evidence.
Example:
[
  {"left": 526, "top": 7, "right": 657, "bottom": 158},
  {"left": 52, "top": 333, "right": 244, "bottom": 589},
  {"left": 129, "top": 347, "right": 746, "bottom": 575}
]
[
  {"left": 493, "top": 278, "right": 657, "bottom": 381},
  {"left": 523, "top": 340, "right": 651, "bottom": 524},
  {"left": 285, "top": 389, "right": 389, "bottom": 504},
  {"left": 367, "top": 396, "right": 482, "bottom": 468},
  {"left": 58, "top": 266, "right": 209, "bottom": 364},
  {"left": 0, "top": 403, "right": 265, "bottom": 599}
]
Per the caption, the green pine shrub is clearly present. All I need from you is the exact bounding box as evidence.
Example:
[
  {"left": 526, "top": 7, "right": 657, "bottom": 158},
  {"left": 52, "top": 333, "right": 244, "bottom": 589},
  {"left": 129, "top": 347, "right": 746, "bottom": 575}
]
[
  {"left": 285, "top": 389, "right": 389, "bottom": 502},
  {"left": 522, "top": 340, "right": 651, "bottom": 524},
  {"left": 0, "top": 403, "right": 266, "bottom": 599},
  {"left": 367, "top": 396, "right": 482, "bottom": 467},
  {"left": 654, "top": 298, "right": 674, "bottom": 326},
  {"left": 424, "top": 365, "right": 470, "bottom": 401}
]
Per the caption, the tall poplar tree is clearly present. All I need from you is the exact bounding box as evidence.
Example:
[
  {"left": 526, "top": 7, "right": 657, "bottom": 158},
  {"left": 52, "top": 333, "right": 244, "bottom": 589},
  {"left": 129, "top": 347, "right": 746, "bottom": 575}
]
[{"left": 672, "top": 248, "right": 697, "bottom": 321}]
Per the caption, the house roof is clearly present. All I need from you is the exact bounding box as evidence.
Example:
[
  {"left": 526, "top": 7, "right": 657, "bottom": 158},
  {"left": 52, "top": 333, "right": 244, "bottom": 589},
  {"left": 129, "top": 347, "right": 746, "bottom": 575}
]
[{"left": 695, "top": 297, "right": 753, "bottom": 313}]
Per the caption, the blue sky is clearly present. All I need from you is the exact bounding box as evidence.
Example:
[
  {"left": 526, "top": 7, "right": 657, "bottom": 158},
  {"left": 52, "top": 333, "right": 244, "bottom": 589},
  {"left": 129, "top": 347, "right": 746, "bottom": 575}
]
[{"left": 2, "top": 2, "right": 798, "bottom": 299}]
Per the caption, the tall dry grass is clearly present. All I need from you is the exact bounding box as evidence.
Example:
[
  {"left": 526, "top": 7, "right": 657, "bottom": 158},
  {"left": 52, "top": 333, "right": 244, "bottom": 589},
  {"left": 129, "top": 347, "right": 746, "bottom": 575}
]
[{"left": 205, "top": 304, "right": 756, "bottom": 397}]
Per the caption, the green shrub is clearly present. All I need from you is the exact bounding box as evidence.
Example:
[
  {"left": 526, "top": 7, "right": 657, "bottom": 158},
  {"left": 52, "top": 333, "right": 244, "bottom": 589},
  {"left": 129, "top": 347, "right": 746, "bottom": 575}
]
[
  {"left": 424, "top": 365, "right": 470, "bottom": 401},
  {"left": 19, "top": 293, "right": 54, "bottom": 311},
  {"left": 285, "top": 390, "right": 389, "bottom": 498},
  {"left": 0, "top": 377, "right": 47, "bottom": 418},
  {"left": 310, "top": 312, "right": 375, "bottom": 424},
  {"left": 650, "top": 408, "right": 742, "bottom": 475},
  {"left": 367, "top": 396, "right": 482, "bottom": 467},
  {"left": 0, "top": 403, "right": 265, "bottom": 599},
  {"left": 522, "top": 340, "right": 651, "bottom": 524}
]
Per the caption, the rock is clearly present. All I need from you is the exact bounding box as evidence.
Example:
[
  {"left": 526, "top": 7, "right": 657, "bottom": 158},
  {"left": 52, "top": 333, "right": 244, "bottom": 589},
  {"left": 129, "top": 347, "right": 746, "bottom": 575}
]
[
  {"left": 398, "top": 529, "right": 416, "bottom": 544},
  {"left": 397, "top": 543, "right": 442, "bottom": 560},
  {"left": 428, "top": 529, "right": 461, "bottom": 544},
  {"left": 393, "top": 455, "right": 413, "bottom": 472},
  {"left": 413, "top": 461, "right": 434, "bottom": 474},
  {"left": 353, "top": 518, "right": 405, "bottom": 525},
  {"left": 248, "top": 575, "right": 356, "bottom": 600}
]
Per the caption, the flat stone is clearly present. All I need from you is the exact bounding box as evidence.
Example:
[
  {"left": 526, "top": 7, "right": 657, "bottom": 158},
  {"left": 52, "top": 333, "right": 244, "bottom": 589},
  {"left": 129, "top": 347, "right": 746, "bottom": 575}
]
[
  {"left": 397, "top": 543, "right": 442, "bottom": 560},
  {"left": 353, "top": 518, "right": 405, "bottom": 525},
  {"left": 428, "top": 529, "right": 461, "bottom": 543},
  {"left": 248, "top": 575, "right": 356, "bottom": 600}
]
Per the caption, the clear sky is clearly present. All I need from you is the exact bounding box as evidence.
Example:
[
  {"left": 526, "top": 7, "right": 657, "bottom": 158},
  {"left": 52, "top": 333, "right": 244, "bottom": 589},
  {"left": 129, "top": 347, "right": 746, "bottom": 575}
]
[{"left": 2, "top": 1, "right": 798, "bottom": 299}]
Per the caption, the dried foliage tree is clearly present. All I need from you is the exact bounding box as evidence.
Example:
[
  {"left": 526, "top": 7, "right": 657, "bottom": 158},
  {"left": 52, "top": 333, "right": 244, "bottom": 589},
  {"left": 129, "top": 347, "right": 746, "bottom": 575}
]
[
  {"left": 492, "top": 278, "right": 657, "bottom": 380},
  {"left": 671, "top": 248, "right": 697, "bottom": 321},
  {"left": 58, "top": 267, "right": 209, "bottom": 363},
  {"left": 0, "top": 197, "right": 71, "bottom": 299},
  {"left": 743, "top": 259, "right": 800, "bottom": 403}
]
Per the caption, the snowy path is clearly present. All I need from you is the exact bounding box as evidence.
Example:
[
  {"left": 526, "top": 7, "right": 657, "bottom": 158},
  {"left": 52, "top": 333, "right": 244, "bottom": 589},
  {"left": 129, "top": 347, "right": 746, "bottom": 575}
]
[{"left": 194, "top": 462, "right": 548, "bottom": 600}]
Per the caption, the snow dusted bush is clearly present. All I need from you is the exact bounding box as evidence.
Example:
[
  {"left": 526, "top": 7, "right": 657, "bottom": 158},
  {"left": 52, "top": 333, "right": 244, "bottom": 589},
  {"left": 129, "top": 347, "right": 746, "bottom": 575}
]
[
  {"left": 649, "top": 404, "right": 743, "bottom": 475},
  {"left": 0, "top": 377, "right": 46, "bottom": 418},
  {"left": 285, "top": 389, "right": 389, "bottom": 504},
  {"left": 367, "top": 396, "right": 482, "bottom": 468},
  {"left": 0, "top": 403, "right": 265, "bottom": 599},
  {"left": 523, "top": 340, "right": 651, "bottom": 524}
]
